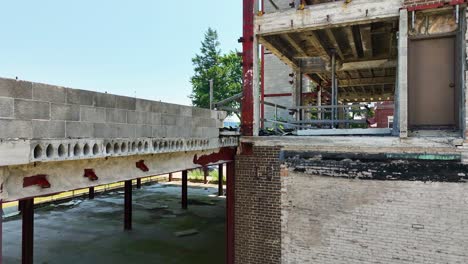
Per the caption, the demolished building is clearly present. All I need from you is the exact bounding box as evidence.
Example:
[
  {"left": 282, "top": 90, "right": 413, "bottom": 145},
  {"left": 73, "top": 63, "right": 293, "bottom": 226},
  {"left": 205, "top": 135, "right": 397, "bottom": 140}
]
[{"left": 233, "top": 0, "right": 468, "bottom": 263}]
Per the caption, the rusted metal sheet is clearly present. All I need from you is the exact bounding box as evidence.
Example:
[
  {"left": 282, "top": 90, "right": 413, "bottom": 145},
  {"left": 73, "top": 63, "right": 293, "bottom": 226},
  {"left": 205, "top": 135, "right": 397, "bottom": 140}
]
[{"left": 193, "top": 147, "right": 237, "bottom": 166}]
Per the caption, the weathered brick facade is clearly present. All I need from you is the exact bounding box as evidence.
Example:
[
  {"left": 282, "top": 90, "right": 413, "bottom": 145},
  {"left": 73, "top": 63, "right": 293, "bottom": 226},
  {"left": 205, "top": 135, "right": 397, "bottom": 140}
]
[
  {"left": 234, "top": 146, "right": 282, "bottom": 264},
  {"left": 235, "top": 145, "right": 468, "bottom": 263},
  {"left": 403, "top": 0, "right": 451, "bottom": 9}
]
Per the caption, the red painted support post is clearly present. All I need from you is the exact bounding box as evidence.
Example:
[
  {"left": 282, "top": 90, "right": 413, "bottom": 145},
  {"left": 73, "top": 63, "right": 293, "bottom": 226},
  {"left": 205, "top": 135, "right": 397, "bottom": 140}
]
[
  {"left": 182, "top": 170, "right": 188, "bottom": 209},
  {"left": 226, "top": 162, "right": 235, "bottom": 264},
  {"left": 203, "top": 167, "right": 209, "bottom": 184},
  {"left": 20, "top": 198, "right": 34, "bottom": 264},
  {"left": 0, "top": 200, "right": 3, "bottom": 264},
  {"left": 124, "top": 180, "right": 132, "bottom": 231},
  {"left": 218, "top": 164, "right": 224, "bottom": 196},
  {"left": 241, "top": 0, "right": 255, "bottom": 136},
  {"left": 168, "top": 173, "right": 173, "bottom": 182},
  {"left": 136, "top": 178, "right": 142, "bottom": 189},
  {"left": 89, "top": 187, "right": 95, "bottom": 199}
]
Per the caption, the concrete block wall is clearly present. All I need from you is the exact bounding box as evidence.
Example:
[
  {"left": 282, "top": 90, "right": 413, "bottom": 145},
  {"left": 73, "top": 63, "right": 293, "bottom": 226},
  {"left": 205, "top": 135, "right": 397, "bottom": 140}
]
[{"left": 0, "top": 78, "right": 224, "bottom": 140}]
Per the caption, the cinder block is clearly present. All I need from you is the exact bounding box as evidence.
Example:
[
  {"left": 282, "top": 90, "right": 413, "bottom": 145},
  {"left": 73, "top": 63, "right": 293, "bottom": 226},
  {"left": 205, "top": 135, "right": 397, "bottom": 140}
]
[
  {"left": 66, "top": 121, "right": 94, "bottom": 138},
  {"left": 179, "top": 106, "right": 193, "bottom": 117},
  {"left": 0, "top": 78, "right": 32, "bottom": 99},
  {"left": 32, "top": 83, "right": 66, "bottom": 103},
  {"left": 14, "top": 99, "right": 50, "bottom": 120},
  {"left": 151, "top": 101, "right": 164, "bottom": 113},
  {"left": 94, "top": 123, "right": 116, "bottom": 138},
  {"left": 192, "top": 107, "right": 212, "bottom": 118},
  {"left": 127, "top": 111, "right": 152, "bottom": 124},
  {"left": 152, "top": 126, "right": 166, "bottom": 138},
  {"left": 193, "top": 117, "right": 217, "bottom": 128},
  {"left": 0, "top": 97, "right": 14, "bottom": 118},
  {"left": 51, "top": 103, "right": 80, "bottom": 121},
  {"left": 32, "top": 120, "right": 65, "bottom": 139},
  {"left": 135, "top": 125, "right": 152, "bottom": 137},
  {"left": 136, "top": 99, "right": 153, "bottom": 112},
  {"left": 94, "top": 93, "right": 116, "bottom": 108},
  {"left": 113, "top": 123, "right": 135, "bottom": 138},
  {"left": 161, "top": 114, "right": 177, "bottom": 126},
  {"left": 151, "top": 113, "right": 161, "bottom": 125},
  {"left": 106, "top": 109, "right": 127, "bottom": 123},
  {"left": 202, "top": 127, "right": 219, "bottom": 138},
  {"left": 115, "top": 95, "right": 136, "bottom": 110},
  {"left": 80, "top": 107, "right": 106, "bottom": 123},
  {"left": 0, "top": 119, "right": 32, "bottom": 139},
  {"left": 66, "top": 89, "right": 95, "bottom": 106},
  {"left": 159, "top": 103, "right": 181, "bottom": 115},
  {"left": 164, "top": 126, "right": 183, "bottom": 138}
]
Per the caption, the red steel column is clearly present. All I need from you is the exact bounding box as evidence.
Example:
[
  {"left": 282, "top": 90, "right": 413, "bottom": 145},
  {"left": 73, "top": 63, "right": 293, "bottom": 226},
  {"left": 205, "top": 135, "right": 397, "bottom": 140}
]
[
  {"left": 218, "top": 164, "right": 224, "bottom": 196},
  {"left": 89, "top": 187, "right": 95, "bottom": 199},
  {"left": 182, "top": 170, "right": 188, "bottom": 209},
  {"left": 226, "top": 162, "right": 235, "bottom": 264},
  {"left": 241, "top": 0, "right": 255, "bottom": 136},
  {"left": 20, "top": 198, "right": 34, "bottom": 264},
  {"left": 136, "top": 178, "right": 142, "bottom": 189},
  {"left": 124, "top": 180, "right": 132, "bottom": 231},
  {"left": 0, "top": 200, "right": 3, "bottom": 264},
  {"left": 203, "top": 167, "right": 209, "bottom": 184}
]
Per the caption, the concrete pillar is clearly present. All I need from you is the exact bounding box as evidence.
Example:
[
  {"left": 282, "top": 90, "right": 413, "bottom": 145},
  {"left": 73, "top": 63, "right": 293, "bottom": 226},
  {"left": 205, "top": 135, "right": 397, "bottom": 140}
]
[
  {"left": 218, "top": 164, "right": 224, "bottom": 196},
  {"left": 124, "top": 180, "right": 132, "bottom": 231},
  {"left": 226, "top": 162, "right": 235, "bottom": 264},
  {"left": 168, "top": 173, "right": 173, "bottom": 182},
  {"left": 136, "top": 178, "right": 142, "bottom": 189},
  {"left": 89, "top": 187, "right": 95, "bottom": 199},
  {"left": 20, "top": 198, "right": 34, "bottom": 264},
  {"left": 398, "top": 9, "right": 409, "bottom": 137},
  {"left": 182, "top": 170, "right": 188, "bottom": 209}
]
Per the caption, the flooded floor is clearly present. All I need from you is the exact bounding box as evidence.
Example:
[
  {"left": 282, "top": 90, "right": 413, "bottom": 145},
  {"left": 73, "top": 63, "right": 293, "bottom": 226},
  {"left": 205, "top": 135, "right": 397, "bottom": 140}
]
[{"left": 3, "top": 183, "right": 226, "bottom": 264}]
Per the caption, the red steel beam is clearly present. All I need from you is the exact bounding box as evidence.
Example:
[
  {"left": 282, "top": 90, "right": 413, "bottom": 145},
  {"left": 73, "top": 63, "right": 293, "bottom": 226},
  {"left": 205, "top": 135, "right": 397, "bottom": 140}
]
[{"left": 241, "top": 0, "right": 255, "bottom": 136}]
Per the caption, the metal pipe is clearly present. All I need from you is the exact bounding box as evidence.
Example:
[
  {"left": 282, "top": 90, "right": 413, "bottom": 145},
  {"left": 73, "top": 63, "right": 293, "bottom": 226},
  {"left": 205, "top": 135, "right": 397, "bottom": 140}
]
[
  {"left": 456, "top": 5, "right": 460, "bottom": 24},
  {"left": 209, "top": 79, "right": 214, "bottom": 110},
  {"left": 331, "top": 49, "right": 336, "bottom": 128}
]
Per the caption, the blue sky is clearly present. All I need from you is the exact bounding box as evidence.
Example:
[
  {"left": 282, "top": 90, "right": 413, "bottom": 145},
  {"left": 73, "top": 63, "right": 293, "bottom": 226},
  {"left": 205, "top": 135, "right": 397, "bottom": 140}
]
[{"left": 0, "top": 1, "right": 242, "bottom": 105}]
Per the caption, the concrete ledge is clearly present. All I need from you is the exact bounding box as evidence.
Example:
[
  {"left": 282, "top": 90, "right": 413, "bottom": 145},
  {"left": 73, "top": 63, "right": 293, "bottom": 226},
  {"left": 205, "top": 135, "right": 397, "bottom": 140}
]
[{"left": 0, "top": 137, "right": 239, "bottom": 166}]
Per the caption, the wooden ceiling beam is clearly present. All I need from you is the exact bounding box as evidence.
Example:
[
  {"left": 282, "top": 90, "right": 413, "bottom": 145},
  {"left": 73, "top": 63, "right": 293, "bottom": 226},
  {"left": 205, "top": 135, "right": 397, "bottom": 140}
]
[
  {"left": 281, "top": 33, "right": 308, "bottom": 58},
  {"left": 339, "top": 77, "right": 395, "bottom": 87},
  {"left": 324, "top": 29, "right": 345, "bottom": 61},
  {"left": 259, "top": 36, "right": 299, "bottom": 70},
  {"left": 359, "top": 24, "right": 373, "bottom": 58}
]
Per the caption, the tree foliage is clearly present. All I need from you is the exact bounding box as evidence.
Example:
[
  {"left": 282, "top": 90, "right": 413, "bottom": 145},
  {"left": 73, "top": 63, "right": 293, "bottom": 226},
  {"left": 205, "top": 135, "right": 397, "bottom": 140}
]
[{"left": 190, "top": 28, "right": 242, "bottom": 116}]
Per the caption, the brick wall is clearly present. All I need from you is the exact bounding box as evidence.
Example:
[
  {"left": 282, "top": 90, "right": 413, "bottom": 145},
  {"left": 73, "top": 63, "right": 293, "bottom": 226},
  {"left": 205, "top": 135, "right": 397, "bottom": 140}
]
[
  {"left": 282, "top": 171, "right": 468, "bottom": 263},
  {"left": 234, "top": 146, "right": 282, "bottom": 264}
]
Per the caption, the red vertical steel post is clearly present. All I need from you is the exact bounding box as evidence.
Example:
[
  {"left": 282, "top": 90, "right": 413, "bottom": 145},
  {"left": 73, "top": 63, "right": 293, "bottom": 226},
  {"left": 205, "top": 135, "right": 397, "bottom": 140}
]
[
  {"left": 168, "top": 173, "right": 173, "bottom": 182},
  {"left": 218, "top": 164, "right": 224, "bottom": 196},
  {"left": 260, "top": 0, "right": 265, "bottom": 130},
  {"left": 226, "top": 162, "right": 235, "bottom": 264},
  {"left": 136, "top": 178, "right": 142, "bottom": 189},
  {"left": 89, "top": 187, "right": 95, "bottom": 199},
  {"left": 124, "top": 180, "right": 132, "bottom": 231},
  {"left": 182, "top": 170, "right": 188, "bottom": 209},
  {"left": 21, "top": 198, "right": 34, "bottom": 264},
  {"left": 203, "top": 167, "right": 209, "bottom": 184},
  {"left": 0, "top": 200, "right": 2, "bottom": 264},
  {"left": 241, "top": 0, "right": 255, "bottom": 136}
]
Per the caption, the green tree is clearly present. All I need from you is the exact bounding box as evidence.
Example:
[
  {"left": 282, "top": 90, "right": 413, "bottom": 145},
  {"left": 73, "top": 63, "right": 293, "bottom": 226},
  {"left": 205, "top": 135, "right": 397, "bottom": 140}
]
[{"left": 190, "top": 28, "right": 242, "bottom": 117}]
